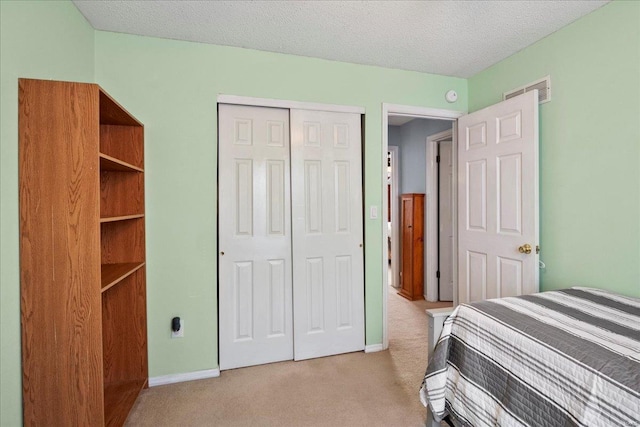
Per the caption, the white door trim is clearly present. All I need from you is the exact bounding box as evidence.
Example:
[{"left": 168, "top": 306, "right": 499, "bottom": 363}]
[
  {"left": 425, "top": 129, "right": 454, "bottom": 302},
  {"left": 381, "top": 104, "right": 464, "bottom": 350},
  {"left": 383, "top": 104, "right": 465, "bottom": 119},
  {"left": 217, "top": 94, "right": 365, "bottom": 114},
  {"left": 387, "top": 146, "right": 400, "bottom": 289}
]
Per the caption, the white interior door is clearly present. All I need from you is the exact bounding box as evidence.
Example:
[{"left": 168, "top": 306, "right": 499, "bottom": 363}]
[
  {"left": 218, "top": 104, "right": 293, "bottom": 370},
  {"left": 388, "top": 146, "right": 400, "bottom": 289},
  {"left": 438, "top": 140, "right": 454, "bottom": 301},
  {"left": 290, "top": 109, "right": 365, "bottom": 360},
  {"left": 458, "top": 91, "right": 539, "bottom": 304}
]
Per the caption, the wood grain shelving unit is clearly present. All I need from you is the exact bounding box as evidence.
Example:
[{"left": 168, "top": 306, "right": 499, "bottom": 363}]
[
  {"left": 398, "top": 193, "right": 425, "bottom": 301},
  {"left": 19, "top": 78, "right": 148, "bottom": 426}
]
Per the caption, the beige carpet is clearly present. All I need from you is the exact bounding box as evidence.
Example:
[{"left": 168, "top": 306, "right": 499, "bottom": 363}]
[{"left": 126, "top": 289, "right": 452, "bottom": 426}]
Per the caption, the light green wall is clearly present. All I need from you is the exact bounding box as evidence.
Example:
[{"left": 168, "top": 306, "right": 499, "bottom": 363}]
[
  {"left": 469, "top": 0, "right": 640, "bottom": 298},
  {"left": 94, "top": 31, "right": 467, "bottom": 378},
  {"left": 0, "top": 1, "right": 96, "bottom": 425},
  {"left": 5, "top": 1, "right": 637, "bottom": 424}
]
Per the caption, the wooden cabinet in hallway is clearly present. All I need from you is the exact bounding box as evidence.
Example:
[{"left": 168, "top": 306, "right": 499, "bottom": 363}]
[{"left": 398, "top": 193, "right": 425, "bottom": 301}]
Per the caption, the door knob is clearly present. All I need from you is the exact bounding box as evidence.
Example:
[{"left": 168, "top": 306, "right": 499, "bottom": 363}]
[
  {"left": 518, "top": 244, "right": 532, "bottom": 254},
  {"left": 220, "top": 251, "right": 225, "bottom": 256}
]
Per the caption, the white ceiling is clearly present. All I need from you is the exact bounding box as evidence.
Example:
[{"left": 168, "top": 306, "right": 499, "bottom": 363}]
[{"left": 72, "top": 0, "right": 609, "bottom": 78}]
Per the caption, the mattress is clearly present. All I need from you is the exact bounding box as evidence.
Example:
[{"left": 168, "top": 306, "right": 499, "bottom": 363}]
[{"left": 420, "top": 287, "right": 640, "bottom": 427}]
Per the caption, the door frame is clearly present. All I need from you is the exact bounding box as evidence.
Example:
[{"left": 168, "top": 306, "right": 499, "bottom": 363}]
[
  {"left": 381, "top": 103, "right": 464, "bottom": 350},
  {"left": 425, "top": 129, "right": 453, "bottom": 302},
  {"left": 387, "top": 145, "right": 400, "bottom": 289},
  {"left": 217, "top": 95, "right": 365, "bottom": 114}
]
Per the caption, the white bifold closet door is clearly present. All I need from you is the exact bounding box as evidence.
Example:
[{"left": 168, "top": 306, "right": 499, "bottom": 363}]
[{"left": 218, "top": 105, "right": 364, "bottom": 370}]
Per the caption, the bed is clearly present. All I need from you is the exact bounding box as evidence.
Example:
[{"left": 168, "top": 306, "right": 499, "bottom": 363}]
[{"left": 420, "top": 287, "right": 640, "bottom": 427}]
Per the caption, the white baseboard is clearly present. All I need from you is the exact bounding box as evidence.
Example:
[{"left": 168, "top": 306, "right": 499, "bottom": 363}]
[
  {"left": 149, "top": 368, "right": 220, "bottom": 387},
  {"left": 364, "top": 344, "right": 384, "bottom": 353}
]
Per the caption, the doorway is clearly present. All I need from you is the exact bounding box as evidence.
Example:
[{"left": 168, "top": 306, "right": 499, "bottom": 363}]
[
  {"left": 387, "top": 117, "right": 452, "bottom": 302},
  {"left": 381, "top": 104, "right": 463, "bottom": 349},
  {"left": 382, "top": 93, "right": 540, "bottom": 348}
]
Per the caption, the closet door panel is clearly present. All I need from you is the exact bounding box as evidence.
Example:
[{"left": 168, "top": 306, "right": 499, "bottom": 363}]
[
  {"left": 218, "top": 104, "right": 293, "bottom": 370},
  {"left": 290, "top": 110, "right": 365, "bottom": 361}
]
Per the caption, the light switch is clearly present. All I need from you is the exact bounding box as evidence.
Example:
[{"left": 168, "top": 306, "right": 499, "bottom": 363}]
[{"left": 370, "top": 206, "right": 378, "bottom": 219}]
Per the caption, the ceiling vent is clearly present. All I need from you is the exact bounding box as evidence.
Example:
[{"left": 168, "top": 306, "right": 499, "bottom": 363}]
[{"left": 503, "top": 76, "right": 551, "bottom": 104}]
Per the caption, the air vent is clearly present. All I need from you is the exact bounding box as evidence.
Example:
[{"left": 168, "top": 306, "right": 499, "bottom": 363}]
[{"left": 504, "top": 76, "right": 551, "bottom": 104}]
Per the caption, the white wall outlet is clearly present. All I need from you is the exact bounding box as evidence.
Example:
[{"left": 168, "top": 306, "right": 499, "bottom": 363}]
[{"left": 171, "top": 319, "right": 184, "bottom": 338}]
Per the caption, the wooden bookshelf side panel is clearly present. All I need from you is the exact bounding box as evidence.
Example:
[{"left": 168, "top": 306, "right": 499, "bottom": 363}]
[
  {"left": 104, "top": 379, "right": 147, "bottom": 427},
  {"left": 100, "top": 219, "right": 146, "bottom": 264},
  {"left": 102, "top": 268, "right": 148, "bottom": 386},
  {"left": 100, "top": 170, "right": 144, "bottom": 218},
  {"left": 19, "top": 78, "right": 104, "bottom": 425},
  {"left": 100, "top": 125, "right": 144, "bottom": 169}
]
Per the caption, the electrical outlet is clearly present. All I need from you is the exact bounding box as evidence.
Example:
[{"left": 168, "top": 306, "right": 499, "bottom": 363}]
[{"left": 171, "top": 319, "right": 184, "bottom": 338}]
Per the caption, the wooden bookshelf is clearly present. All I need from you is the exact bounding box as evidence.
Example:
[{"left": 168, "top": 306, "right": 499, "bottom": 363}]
[{"left": 19, "top": 78, "right": 147, "bottom": 426}]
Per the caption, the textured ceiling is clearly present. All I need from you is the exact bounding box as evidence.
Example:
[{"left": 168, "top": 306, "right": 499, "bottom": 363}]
[{"left": 72, "top": 0, "right": 609, "bottom": 78}]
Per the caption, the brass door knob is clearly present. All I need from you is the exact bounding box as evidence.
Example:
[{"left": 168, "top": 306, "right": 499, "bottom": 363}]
[{"left": 518, "top": 244, "right": 532, "bottom": 254}]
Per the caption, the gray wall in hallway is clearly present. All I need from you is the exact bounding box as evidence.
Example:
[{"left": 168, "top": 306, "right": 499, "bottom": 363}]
[{"left": 388, "top": 119, "right": 452, "bottom": 195}]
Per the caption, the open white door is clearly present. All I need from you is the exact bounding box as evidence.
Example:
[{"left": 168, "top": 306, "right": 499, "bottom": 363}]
[
  {"left": 218, "top": 104, "right": 293, "bottom": 370},
  {"left": 438, "top": 140, "right": 454, "bottom": 301},
  {"left": 458, "top": 91, "right": 539, "bottom": 304},
  {"left": 290, "top": 109, "right": 365, "bottom": 360}
]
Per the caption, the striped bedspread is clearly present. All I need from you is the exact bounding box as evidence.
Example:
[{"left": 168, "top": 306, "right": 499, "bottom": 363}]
[{"left": 420, "top": 287, "right": 640, "bottom": 427}]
